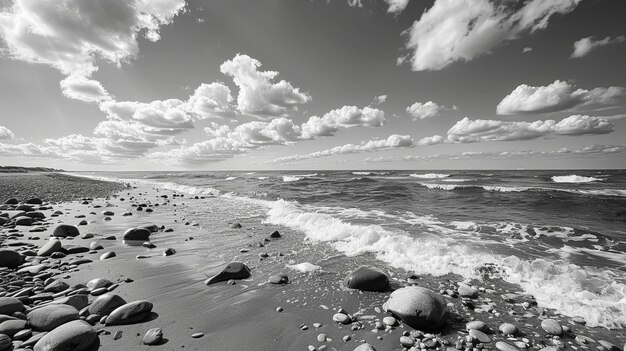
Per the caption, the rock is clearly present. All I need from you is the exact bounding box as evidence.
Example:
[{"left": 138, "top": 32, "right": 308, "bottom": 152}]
[
  {"left": 332, "top": 313, "right": 351, "bottom": 324},
  {"left": 229, "top": 222, "right": 242, "bottom": 229},
  {"left": 43, "top": 280, "right": 69, "bottom": 293},
  {"left": 458, "top": 283, "right": 478, "bottom": 298},
  {"left": 499, "top": 323, "right": 518, "bottom": 335},
  {"left": 163, "top": 248, "right": 176, "bottom": 256},
  {"left": 540, "top": 319, "right": 562, "bottom": 335},
  {"left": 81, "top": 233, "right": 94, "bottom": 239},
  {"left": 205, "top": 262, "right": 251, "bottom": 285},
  {"left": 598, "top": 341, "right": 619, "bottom": 351},
  {"left": 469, "top": 329, "right": 490, "bottom": 343},
  {"left": 86, "top": 278, "right": 112, "bottom": 291},
  {"left": 353, "top": 343, "right": 377, "bottom": 351},
  {"left": 14, "top": 216, "right": 34, "bottom": 226},
  {"left": 400, "top": 335, "right": 415, "bottom": 348},
  {"left": 48, "top": 295, "right": 89, "bottom": 311},
  {"left": 0, "top": 334, "right": 10, "bottom": 351},
  {"left": 268, "top": 273, "right": 289, "bottom": 285},
  {"left": 33, "top": 320, "right": 97, "bottom": 351},
  {"left": 27, "top": 304, "right": 79, "bottom": 332},
  {"left": 382, "top": 286, "right": 448, "bottom": 331},
  {"left": 344, "top": 266, "right": 389, "bottom": 292},
  {"left": 37, "top": 240, "right": 63, "bottom": 257},
  {"left": 466, "top": 320, "right": 487, "bottom": 331},
  {"left": 0, "top": 297, "right": 24, "bottom": 315},
  {"left": 496, "top": 341, "right": 520, "bottom": 351},
  {"left": 0, "top": 319, "right": 27, "bottom": 337},
  {"left": 382, "top": 316, "right": 397, "bottom": 326},
  {"left": 100, "top": 251, "right": 116, "bottom": 260},
  {"left": 89, "top": 242, "right": 102, "bottom": 250},
  {"left": 26, "top": 198, "right": 43, "bottom": 205},
  {"left": 88, "top": 294, "right": 126, "bottom": 316},
  {"left": 191, "top": 332, "right": 204, "bottom": 338},
  {"left": 105, "top": 300, "right": 153, "bottom": 325},
  {"left": 123, "top": 228, "right": 150, "bottom": 241},
  {"left": 0, "top": 249, "right": 23, "bottom": 268},
  {"left": 52, "top": 224, "right": 80, "bottom": 238},
  {"left": 270, "top": 230, "right": 281, "bottom": 238},
  {"left": 101, "top": 211, "right": 114, "bottom": 216},
  {"left": 4, "top": 198, "right": 18, "bottom": 205},
  {"left": 138, "top": 224, "right": 159, "bottom": 233},
  {"left": 143, "top": 328, "right": 163, "bottom": 345}
]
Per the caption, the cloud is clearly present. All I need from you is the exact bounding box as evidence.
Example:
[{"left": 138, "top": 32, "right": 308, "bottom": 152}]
[
  {"left": 270, "top": 134, "right": 414, "bottom": 163},
  {"left": 371, "top": 95, "right": 388, "bottom": 105},
  {"left": 523, "top": 47, "right": 533, "bottom": 53},
  {"left": 571, "top": 36, "right": 625, "bottom": 58},
  {"left": 384, "top": 0, "right": 410, "bottom": 14},
  {"left": 0, "top": 126, "right": 14, "bottom": 139},
  {"left": 406, "top": 101, "right": 446, "bottom": 120},
  {"left": 0, "top": 0, "right": 186, "bottom": 76},
  {"left": 186, "top": 82, "right": 236, "bottom": 119},
  {"left": 0, "top": 142, "right": 59, "bottom": 158},
  {"left": 60, "top": 74, "right": 112, "bottom": 102},
  {"left": 365, "top": 144, "right": 626, "bottom": 163},
  {"left": 301, "top": 106, "right": 385, "bottom": 139},
  {"left": 423, "top": 115, "right": 613, "bottom": 144},
  {"left": 219, "top": 54, "right": 311, "bottom": 118},
  {"left": 496, "top": 80, "right": 625, "bottom": 115},
  {"left": 401, "top": 0, "right": 581, "bottom": 71}
]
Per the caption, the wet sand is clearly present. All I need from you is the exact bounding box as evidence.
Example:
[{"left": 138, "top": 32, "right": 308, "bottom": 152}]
[{"left": 0, "top": 173, "right": 624, "bottom": 351}]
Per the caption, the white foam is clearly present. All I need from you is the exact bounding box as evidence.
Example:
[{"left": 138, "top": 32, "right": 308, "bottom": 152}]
[
  {"left": 441, "top": 178, "right": 475, "bottom": 182},
  {"left": 224, "top": 176, "right": 237, "bottom": 181},
  {"left": 410, "top": 173, "right": 450, "bottom": 179},
  {"left": 352, "top": 171, "right": 372, "bottom": 176},
  {"left": 287, "top": 262, "right": 321, "bottom": 273},
  {"left": 482, "top": 186, "right": 528, "bottom": 192},
  {"left": 419, "top": 183, "right": 467, "bottom": 190},
  {"left": 258, "top": 177, "right": 269, "bottom": 180},
  {"left": 283, "top": 176, "right": 303, "bottom": 182},
  {"left": 552, "top": 175, "right": 603, "bottom": 183}
]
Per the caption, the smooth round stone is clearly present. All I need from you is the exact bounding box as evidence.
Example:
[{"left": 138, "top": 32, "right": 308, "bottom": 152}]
[
  {"left": 191, "top": 333, "right": 204, "bottom": 338},
  {"left": 400, "top": 335, "right": 415, "bottom": 348},
  {"left": 100, "top": 251, "right": 116, "bottom": 260},
  {"left": 458, "top": 283, "right": 478, "bottom": 298},
  {"left": 205, "top": 262, "right": 251, "bottom": 285},
  {"left": 4, "top": 198, "right": 18, "bottom": 205},
  {"left": 143, "top": 328, "right": 163, "bottom": 345},
  {"left": 382, "top": 316, "right": 397, "bottom": 326},
  {"left": 86, "top": 278, "right": 112, "bottom": 291},
  {"left": 0, "top": 334, "right": 10, "bottom": 351},
  {"left": 13, "top": 328, "right": 32, "bottom": 340},
  {"left": 0, "top": 297, "right": 24, "bottom": 315},
  {"left": 26, "top": 198, "right": 43, "bottom": 205},
  {"left": 105, "top": 300, "right": 153, "bottom": 325},
  {"left": 344, "top": 266, "right": 389, "bottom": 292},
  {"left": 33, "top": 320, "right": 96, "bottom": 351},
  {"left": 14, "top": 216, "right": 34, "bottom": 226},
  {"left": 466, "top": 320, "right": 487, "bottom": 331},
  {"left": 52, "top": 224, "right": 80, "bottom": 238},
  {"left": 0, "top": 319, "right": 27, "bottom": 337},
  {"left": 37, "top": 240, "right": 63, "bottom": 257},
  {"left": 333, "top": 313, "right": 351, "bottom": 324},
  {"left": 353, "top": 343, "right": 377, "bottom": 351},
  {"left": 382, "top": 286, "right": 449, "bottom": 331},
  {"left": 163, "top": 248, "right": 176, "bottom": 256},
  {"left": 138, "top": 224, "right": 159, "bottom": 233},
  {"left": 89, "top": 293, "right": 126, "bottom": 316},
  {"left": 541, "top": 319, "right": 562, "bottom": 335},
  {"left": 27, "top": 304, "right": 79, "bottom": 332},
  {"left": 469, "top": 328, "right": 490, "bottom": 343},
  {"left": 496, "top": 341, "right": 520, "bottom": 351},
  {"left": 102, "top": 211, "right": 114, "bottom": 216},
  {"left": 81, "top": 233, "right": 94, "bottom": 239},
  {"left": 123, "top": 228, "right": 151, "bottom": 241},
  {"left": 571, "top": 316, "right": 586, "bottom": 324},
  {"left": 317, "top": 333, "right": 327, "bottom": 342},
  {"left": 268, "top": 273, "right": 289, "bottom": 285},
  {"left": 43, "top": 280, "right": 69, "bottom": 293},
  {"left": 90, "top": 287, "right": 108, "bottom": 296},
  {"left": 0, "top": 249, "right": 23, "bottom": 268},
  {"left": 89, "top": 242, "right": 102, "bottom": 250},
  {"left": 499, "top": 323, "right": 518, "bottom": 335}
]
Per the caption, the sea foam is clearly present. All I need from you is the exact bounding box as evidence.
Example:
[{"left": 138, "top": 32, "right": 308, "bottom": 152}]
[
  {"left": 410, "top": 173, "right": 450, "bottom": 179},
  {"left": 552, "top": 175, "right": 602, "bottom": 183}
]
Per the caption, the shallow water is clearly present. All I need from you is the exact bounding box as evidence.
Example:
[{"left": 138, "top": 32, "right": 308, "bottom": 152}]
[{"left": 82, "top": 169, "right": 626, "bottom": 329}]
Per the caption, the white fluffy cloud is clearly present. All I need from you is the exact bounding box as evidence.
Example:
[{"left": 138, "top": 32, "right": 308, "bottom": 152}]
[
  {"left": 301, "top": 106, "right": 385, "bottom": 139},
  {"left": 406, "top": 101, "right": 445, "bottom": 120},
  {"left": 423, "top": 115, "right": 613, "bottom": 145},
  {"left": 366, "top": 144, "right": 626, "bottom": 163},
  {"left": 401, "top": 0, "right": 581, "bottom": 71},
  {"left": 571, "top": 36, "right": 625, "bottom": 58},
  {"left": 219, "top": 54, "right": 311, "bottom": 118},
  {"left": 0, "top": 126, "right": 14, "bottom": 139},
  {"left": 271, "top": 134, "right": 414, "bottom": 163},
  {"left": 0, "top": 0, "right": 185, "bottom": 76},
  {"left": 497, "top": 80, "right": 625, "bottom": 115},
  {"left": 384, "top": 0, "right": 410, "bottom": 14},
  {"left": 59, "top": 74, "right": 112, "bottom": 102},
  {"left": 0, "top": 142, "right": 59, "bottom": 158},
  {"left": 186, "top": 82, "right": 236, "bottom": 120}
]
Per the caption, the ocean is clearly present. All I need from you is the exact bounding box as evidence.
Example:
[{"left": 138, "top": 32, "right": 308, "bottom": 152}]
[{"left": 84, "top": 169, "right": 626, "bottom": 329}]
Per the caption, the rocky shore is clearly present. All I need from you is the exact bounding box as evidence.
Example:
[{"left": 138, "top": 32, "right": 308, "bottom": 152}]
[{"left": 0, "top": 173, "right": 623, "bottom": 351}]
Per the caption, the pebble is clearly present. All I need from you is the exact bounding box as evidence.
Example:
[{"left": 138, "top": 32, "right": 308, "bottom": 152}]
[
  {"left": 540, "top": 319, "right": 562, "bottom": 335},
  {"left": 598, "top": 341, "right": 618, "bottom": 351},
  {"left": 466, "top": 320, "right": 487, "bottom": 331},
  {"left": 113, "top": 330, "right": 123, "bottom": 340},
  {"left": 317, "top": 333, "right": 327, "bottom": 342},
  {"left": 143, "top": 328, "right": 163, "bottom": 345},
  {"left": 496, "top": 341, "right": 520, "bottom": 351},
  {"left": 191, "top": 332, "right": 204, "bottom": 338},
  {"left": 382, "top": 316, "right": 397, "bottom": 327},
  {"left": 400, "top": 335, "right": 415, "bottom": 347},
  {"left": 499, "top": 323, "right": 518, "bottom": 335},
  {"left": 100, "top": 251, "right": 116, "bottom": 260},
  {"left": 333, "top": 313, "right": 351, "bottom": 324},
  {"left": 469, "top": 329, "right": 490, "bottom": 343}
]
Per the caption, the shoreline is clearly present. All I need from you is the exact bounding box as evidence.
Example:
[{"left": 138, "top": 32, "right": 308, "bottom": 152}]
[{"left": 0, "top": 173, "right": 624, "bottom": 350}]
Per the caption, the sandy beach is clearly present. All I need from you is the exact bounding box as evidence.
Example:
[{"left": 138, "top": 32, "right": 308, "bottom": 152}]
[{"left": 0, "top": 172, "right": 624, "bottom": 351}]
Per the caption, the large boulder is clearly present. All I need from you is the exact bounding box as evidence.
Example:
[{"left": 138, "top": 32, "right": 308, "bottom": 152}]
[
  {"left": 33, "top": 320, "right": 97, "bottom": 351},
  {"left": 122, "top": 228, "right": 150, "bottom": 241},
  {"left": 0, "top": 297, "right": 24, "bottom": 315},
  {"left": 0, "top": 249, "right": 23, "bottom": 268},
  {"left": 383, "top": 286, "right": 449, "bottom": 331},
  {"left": 14, "top": 216, "right": 34, "bottom": 226},
  {"left": 27, "top": 304, "right": 79, "bottom": 332},
  {"left": 88, "top": 294, "right": 126, "bottom": 316},
  {"left": 344, "top": 266, "right": 389, "bottom": 292},
  {"left": 105, "top": 301, "right": 153, "bottom": 326},
  {"left": 52, "top": 224, "right": 80, "bottom": 238},
  {"left": 205, "top": 262, "right": 251, "bottom": 285},
  {"left": 38, "top": 240, "right": 63, "bottom": 256}
]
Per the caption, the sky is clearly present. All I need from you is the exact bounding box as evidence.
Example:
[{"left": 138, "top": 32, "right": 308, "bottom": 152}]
[{"left": 0, "top": 0, "right": 625, "bottom": 171}]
